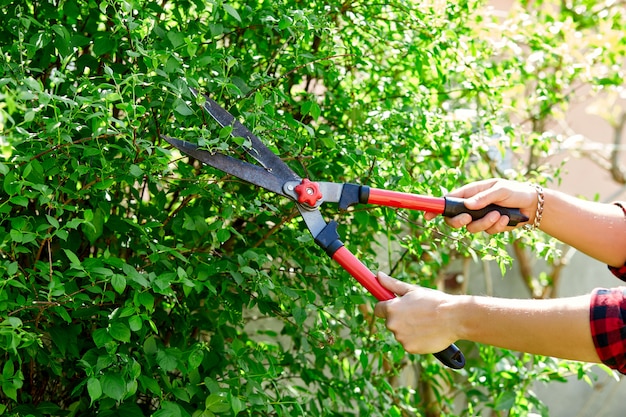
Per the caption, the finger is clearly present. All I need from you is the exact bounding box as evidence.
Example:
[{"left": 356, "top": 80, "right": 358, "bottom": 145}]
[
  {"left": 373, "top": 301, "right": 388, "bottom": 318},
  {"left": 465, "top": 210, "right": 502, "bottom": 233},
  {"left": 424, "top": 212, "right": 438, "bottom": 221},
  {"left": 442, "top": 213, "right": 473, "bottom": 229},
  {"left": 484, "top": 214, "right": 514, "bottom": 234},
  {"left": 446, "top": 179, "right": 499, "bottom": 199},
  {"left": 462, "top": 186, "right": 513, "bottom": 211},
  {"left": 376, "top": 271, "right": 413, "bottom": 296}
]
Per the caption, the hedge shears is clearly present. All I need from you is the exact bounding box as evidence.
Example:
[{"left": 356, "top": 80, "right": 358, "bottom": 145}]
[{"left": 163, "top": 89, "right": 528, "bottom": 370}]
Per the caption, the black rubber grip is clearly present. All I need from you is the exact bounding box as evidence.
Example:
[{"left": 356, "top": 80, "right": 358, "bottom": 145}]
[
  {"left": 434, "top": 343, "right": 465, "bottom": 369},
  {"left": 443, "top": 197, "right": 529, "bottom": 226}
]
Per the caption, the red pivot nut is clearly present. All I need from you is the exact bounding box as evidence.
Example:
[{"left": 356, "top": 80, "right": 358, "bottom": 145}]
[{"left": 294, "top": 179, "right": 322, "bottom": 207}]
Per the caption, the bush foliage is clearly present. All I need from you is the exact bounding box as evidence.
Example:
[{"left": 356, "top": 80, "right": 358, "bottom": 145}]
[{"left": 0, "top": 0, "right": 624, "bottom": 416}]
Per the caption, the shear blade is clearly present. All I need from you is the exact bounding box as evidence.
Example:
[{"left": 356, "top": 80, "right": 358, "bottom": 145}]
[
  {"left": 189, "top": 87, "right": 298, "bottom": 182},
  {"left": 163, "top": 135, "right": 293, "bottom": 197}
]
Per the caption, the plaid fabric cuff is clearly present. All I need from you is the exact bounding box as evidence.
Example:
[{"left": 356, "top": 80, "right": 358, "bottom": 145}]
[
  {"left": 608, "top": 264, "right": 626, "bottom": 281},
  {"left": 590, "top": 287, "right": 626, "bottom": 373}
]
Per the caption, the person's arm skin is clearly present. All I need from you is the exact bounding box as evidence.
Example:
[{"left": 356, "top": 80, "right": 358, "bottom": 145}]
[
  {"left": 373, "top": 272, "right": 601, "bottom": 363},
  {"left": 425, "top": 179, "right": 626, "bottom": 267}
]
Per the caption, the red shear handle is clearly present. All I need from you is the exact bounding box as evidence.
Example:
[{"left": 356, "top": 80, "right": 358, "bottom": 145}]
[
  {"left": 332, "top": 246, "right": 395, "bottom": 301},
  {"left": 366, "top": 188, "right": 528, "bottom": 227},
  {"left": 367, "top": 188, "right": 445, "bottom": 212},
  {"left": 331, "top": 246, "right": 466, "bottom": 369}
]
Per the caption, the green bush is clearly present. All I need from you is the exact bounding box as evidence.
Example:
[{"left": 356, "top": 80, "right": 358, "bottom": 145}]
[{"left": 0, "top": 0, "right": 624, "bottom": 416}]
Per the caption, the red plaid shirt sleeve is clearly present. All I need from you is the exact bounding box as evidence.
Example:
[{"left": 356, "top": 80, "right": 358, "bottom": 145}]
[
  {"left": 589, "top": 202, "right": 626, "bottom": 373},
  {"left": 590, "top": 287, "right": 626, "bottom": 373},
  {"left": 608, "top": 264, "right": 626, "bottom": 280}
]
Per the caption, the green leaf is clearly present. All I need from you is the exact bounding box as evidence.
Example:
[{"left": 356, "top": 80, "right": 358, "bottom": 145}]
[
  {"left": 55, "top": 229, "right": 69, "bottom": 241},
  {"left": 2, "top": 361, "right": 14, "bottom": 379},
  {"left": 493, "top": 390, "right": 516, "bottom": 410},
  {"left": 52, "top": 306, "right": 72, "bottom": 324},
  {"left": 93, "top": 36, "right": 114, "bottom": 56},
  {"left": 292, "top": 306, "right": 307, "bottom": 326},
  {"left": 2, "top": 317, "right": 22, "bottom": 329},
  {"left": 223, "top": 4, "right": 241, "bottom": 23},
  {"left": 9, "top": 230, "right": 22, "bottom": 243},
  {"left": 156, "top": 349, "right": 179, "bottom": 372},
  {"left": 175, "top": 102, "right": 193, "bottom": 116},
  {"left": 167, "top": 31, "right": 185, "bottom": 49},
  {"left": 9, "top": 196, "right": 29, "bottom": 207},
  {"left": 7, "top": 262, "right": 18, "bottom": 276},
  {"left": 153, "top": 401, "right": 184, "bottom": 417},
  {"left": 254, "top": 91, "right": 264, "bottom": 107},
  {"left": 310, "top": 102, "right": 321, "bottom": 120},
  {"left": 101, "top": 373, "right": 125, "bottom": 401},
  {"left": 105, "top": 91, "right": 121, "bottom": 101},
  {"left": 188, "top": 349, "right": 204, "bottom": 369},
  {"left": 171, "top": 387, "right": 190, "bottom": 402},
  {"left": 137, "top": 292, "right": 155, "bottom": 310},
  {"left": 138, "top": 375, "right": 162, "bottom": 396},
  {"left": 219, "top": 125, "right": 233, "bottom": 138},
  {"left": 87, "top": 377, "right": 102, "bottom": 404},
  {"left": 109, "top": 322, "right": 131, "bottom": 342},
  {"left": 118, "top": 306, "right": 135, "bottom": 318},
  {"left": 206, "top": 394, "right": 230, "bottom": 413},
  {"left": 111, "top": 274, "right": 126, "bottom": 294},
  {"left": 230, "top": 394, "right": 243, "bottom": 415},
  {"left": 216, "top": 228, "right": 231, "bottom": 243},
  {"left": 63, "top": 249, "right": 81, "bottom": 267},
  {"left": 143, "top": 336, "right": 158, "bottom": 355},
  {"left": 128, "top": 315, "right": 143, "bottom": 332},
  {"left": 93, "top": 328, "right": 112, "bottom": 348},
  {"left": 2, "top": 382, "right": 17, "bottom": 401},
  {"left": 129, "top": 164, "right": 143, "bottom": 177},
  {"left": 81, "top": 208, "right": 104, "bottom": 244},
  {"left": 231, "top": 136, "right": 251, "bottom": 148}
]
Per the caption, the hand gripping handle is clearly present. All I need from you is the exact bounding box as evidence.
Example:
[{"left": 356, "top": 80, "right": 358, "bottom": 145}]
[
  {"left": 331, "top": 246, "right": 466, "bottom": 369},
  {"left": 443, "top": 196, "right": 528, "bottom": 226},
  {"left": 363, "top": 187, "right": 528, "bottom": 227}
]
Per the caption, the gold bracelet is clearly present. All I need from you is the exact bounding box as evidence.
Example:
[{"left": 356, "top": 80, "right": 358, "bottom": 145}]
[{"left": 524, "top": 183, "right": 544, "bottom": 231}]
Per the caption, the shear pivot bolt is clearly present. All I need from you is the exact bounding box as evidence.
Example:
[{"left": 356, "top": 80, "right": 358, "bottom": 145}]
[{"left": 294, "top": 179, "right": 322, "bottom": 207}]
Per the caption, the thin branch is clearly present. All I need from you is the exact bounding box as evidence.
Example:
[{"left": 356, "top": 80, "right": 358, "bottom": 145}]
[
  {"left": 163, "top": 194, "right": 197, "bottom": 227},
  {"left": 252, "top": 209, "right": 299, "bottom": 249},
  {"left": 25, "top": 133, "right": 120, "bottom": 165},
  {"left": 246, "top": 54, "right": 356, "bottom": 98}
]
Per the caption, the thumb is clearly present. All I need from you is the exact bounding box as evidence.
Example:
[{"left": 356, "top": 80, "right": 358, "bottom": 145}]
[{"left": 376, "top": 271, "right": 414, "bottom": 297}]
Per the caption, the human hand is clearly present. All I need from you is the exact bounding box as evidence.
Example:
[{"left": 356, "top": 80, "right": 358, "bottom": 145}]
[
  {"left": 373, "top": 272, "right": 459, "bottom": 354},
  {"left": 424, "top": 178, "right": 537, "bottom": 234}
]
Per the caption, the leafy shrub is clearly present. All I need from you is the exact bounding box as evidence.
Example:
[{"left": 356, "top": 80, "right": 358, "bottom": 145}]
[{"left": 0, "top": 0, "right": 623, "bottom": 416}]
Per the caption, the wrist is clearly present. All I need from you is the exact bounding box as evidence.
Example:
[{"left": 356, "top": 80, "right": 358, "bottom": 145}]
[
  {"left": 524, "top": 183, "right": 544, "bottom": 230},
  {"left": 441, "top": 294, "right": 476, "bottom": 342}
]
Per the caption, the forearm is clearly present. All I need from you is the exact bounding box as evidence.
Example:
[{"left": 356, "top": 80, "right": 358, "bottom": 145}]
[
  {"left": 449, "top": 293, "right": 600, "bottom": 363},
  {"left": 445, "top": 179, "right": 626, "bottom": 267},
  {"left": 539, "top": 189, "right": 626, "bottom": 267}
]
